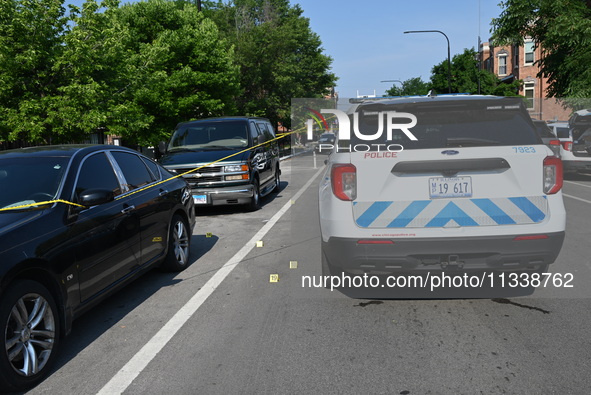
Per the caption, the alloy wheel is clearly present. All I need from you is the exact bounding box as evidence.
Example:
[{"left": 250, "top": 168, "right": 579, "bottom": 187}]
[
  {"left": 172, "top": 220, "right": 189, "bottom": 267},
  {"left": 5, "top": 293, "right": 56, "bottom": 377}
]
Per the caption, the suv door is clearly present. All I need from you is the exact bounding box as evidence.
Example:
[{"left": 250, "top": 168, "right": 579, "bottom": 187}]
[{"left": 68, "top": 152, "right": 141, "bottom": 301}]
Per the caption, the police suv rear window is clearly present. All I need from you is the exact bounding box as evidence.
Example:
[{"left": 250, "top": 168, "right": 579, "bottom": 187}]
[{"left": 343, "top": 99, "right": 540, "bottom": 151}]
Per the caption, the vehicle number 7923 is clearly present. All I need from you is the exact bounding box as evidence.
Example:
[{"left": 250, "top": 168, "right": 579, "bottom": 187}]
[{"left": 512, "top": 146, "right": 536, "bottom": 153}]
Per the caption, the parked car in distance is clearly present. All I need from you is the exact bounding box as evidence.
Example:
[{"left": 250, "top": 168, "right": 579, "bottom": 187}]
[
  {"left": 319, "top": 95, "right": 565, "bottom": 296},
  {"left": 0, "top": 145, "right": 195, "bottom": 392},
  {"left": 159, "top": 117, "right": 281, "bottom": 211},
  {"left": 532, "top": 120, "right": 561, "bottom": 157},
  {"left": 548, "top": 121, "right": 591, "bottom": 174},
  {"left": 315, "top": 132, "right": 336, "bottom": 154}
]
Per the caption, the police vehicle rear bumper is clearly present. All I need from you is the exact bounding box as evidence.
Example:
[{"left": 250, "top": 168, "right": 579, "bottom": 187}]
[{"left": 322, "top": 232, "right": 565, "bottom": 274}]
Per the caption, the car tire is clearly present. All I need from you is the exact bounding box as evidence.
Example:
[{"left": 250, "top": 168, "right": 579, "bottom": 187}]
[
  {"left": 161, "top": 215, "right": 191, "bottom": 272},
  {"left": 0, "top": 280, "right": 60, "bottom": 392},
  {"left": 272, "top": 166, "right": 281, "bottom": 193},
  {"left": 248, "top": 177, "right": 261, "bottom": 211}
]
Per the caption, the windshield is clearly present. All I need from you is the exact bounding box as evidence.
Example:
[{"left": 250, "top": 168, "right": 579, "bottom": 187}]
[
  {"left": 169, "top": 120, "right": 249, "bottom": 150},
  {"left": 0, "top": 156, "right": 69, "bottom": 210}
]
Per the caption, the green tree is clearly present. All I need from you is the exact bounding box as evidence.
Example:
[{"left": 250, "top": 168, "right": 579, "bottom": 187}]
[
  {"left": 491, "top": 0, "right": 591, "bottom": 99},
  {"left": 0, "top": 0, "right": 240, "bottom": 145},
  {"left": 385, "top": 77, "right": 430, "bottom": 96},
  {"left": 48, "top": 0, "right": 131, "bottom": 143},
  {"left": 205, "top": 0, "right": 337, "bottom": 128},
  {"left": 113, "top": 0, "right": 240, "bottom": 144},
  {"left": 430, "top": 48, "right": 522, "bottom": 96},
  {"left": 0, "top": 0, "right": 69, "bottom": 143}
]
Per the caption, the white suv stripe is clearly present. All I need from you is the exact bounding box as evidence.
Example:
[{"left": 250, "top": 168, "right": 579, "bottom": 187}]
[{"left": 353, "top": 196, "right": 549, "bottom": 229}]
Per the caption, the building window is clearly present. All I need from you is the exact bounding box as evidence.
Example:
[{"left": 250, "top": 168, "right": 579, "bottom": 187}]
[
  {"left": 498, "top": 55, "right": 507, "bottom": 75},
  {"left": 524, "top": 82, "right": 535, "bottom": 109},
  {"left": 524, "top": 40, "right": 535, "bottom": 65}
]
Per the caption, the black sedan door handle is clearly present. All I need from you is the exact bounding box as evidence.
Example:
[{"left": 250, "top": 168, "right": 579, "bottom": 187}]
[
  {"left": 159, "top": 189, "right": 169, "bottom": 197},
  {"left": 121, "top": 204, "right": 135, "bottom": 214}
]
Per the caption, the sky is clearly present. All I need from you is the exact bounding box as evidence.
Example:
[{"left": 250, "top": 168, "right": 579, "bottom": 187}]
[
  {"left": 294, "top": 0, "right": 504, "bottom": 98},
  {"left": 65, "top": 0, "right": 504, "bottom": 98}
]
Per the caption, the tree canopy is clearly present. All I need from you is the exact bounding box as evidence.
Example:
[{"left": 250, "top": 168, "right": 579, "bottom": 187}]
[
  {"left": 204, "top": 0, "right": 337, "bottom": 128},
  {"left": 0, "top": 0, "right": 336, "bottom": 145},
  {"left": 385, "top": 77, "right": 430, "bottom": 97},
  {"left": 430, "top": 48, "right": 522, "bottom": 96},
  {"left": 491, "top": 0, "right": 591, "bottom": 98},
  {"left": 384, "top": 49, "right": 522, "bottom": 97},
  {"left": 0, "top": 0, "right": 70, "bottom": 143}
]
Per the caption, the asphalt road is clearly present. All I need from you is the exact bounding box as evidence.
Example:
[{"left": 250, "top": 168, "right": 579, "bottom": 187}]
[{"left": 25, "top": 153, "right": 591, "bottom": 394}]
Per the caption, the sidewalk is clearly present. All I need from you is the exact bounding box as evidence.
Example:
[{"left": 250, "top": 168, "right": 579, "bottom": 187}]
[{"left": 280, "top": 146, "right": 312, "bottom": 161}]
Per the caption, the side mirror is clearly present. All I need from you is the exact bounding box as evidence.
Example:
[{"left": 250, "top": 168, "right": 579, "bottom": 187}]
[
  {"left": 158, "top": 141, "right": 168, "bottom": 154},
  {"left": 78, "top": 189, "right": 115, "bottom": 207}
]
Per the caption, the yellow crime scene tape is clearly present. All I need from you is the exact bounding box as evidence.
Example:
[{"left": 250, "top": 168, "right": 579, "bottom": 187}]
[
  {"left": 0, "top": 199, "right": 86, "bottom": 211},
  {"left": 0, "top": 126, "right": 313, "bottom": 212}
]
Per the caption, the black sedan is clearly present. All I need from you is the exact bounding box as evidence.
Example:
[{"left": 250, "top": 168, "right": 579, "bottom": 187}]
[{"left": 0, "top": 145, "right": 195, "bottom": 392}]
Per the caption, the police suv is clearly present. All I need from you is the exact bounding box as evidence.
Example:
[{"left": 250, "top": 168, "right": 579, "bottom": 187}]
[{"left": 319, "top": 95, "right": 566, "bottom": 281}]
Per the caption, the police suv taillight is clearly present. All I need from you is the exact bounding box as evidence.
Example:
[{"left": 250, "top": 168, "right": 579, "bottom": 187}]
[
  {"left": 543, "top": 156, "right": 563, "bottom": 194},
  {"left": 331, "top": 164, "right": 357, "bottom": 201}
]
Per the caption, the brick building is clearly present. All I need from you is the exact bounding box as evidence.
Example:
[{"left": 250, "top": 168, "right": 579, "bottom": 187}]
[{"left": 480, "top": 40, "right": 571, "bottom": 122}]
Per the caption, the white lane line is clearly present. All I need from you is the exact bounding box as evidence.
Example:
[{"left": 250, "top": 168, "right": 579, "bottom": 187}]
[
  {"left": 563, "top": 193, "right": 591, "bottom": 205},
  {"left": 97, "top": 166, "right": 324, "bottom": 395},
  {"left": 564, "top": 180, "right": 591, "bottom": 189}
]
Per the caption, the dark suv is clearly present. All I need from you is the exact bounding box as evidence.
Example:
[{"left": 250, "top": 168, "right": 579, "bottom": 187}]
[
  {"left": 159, "top": 117, "right": 280, "bottom": 210},
  {"left": 315, "top": 132, "right": 336, "bottom": 154}
]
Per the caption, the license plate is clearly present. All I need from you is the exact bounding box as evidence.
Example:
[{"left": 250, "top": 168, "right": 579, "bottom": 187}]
[
  {"left": 429, "top": 177, "right": 472, "bottom": 198},
  {"left": 193, "top": 195, "right": 208, "bottom": 204}
]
